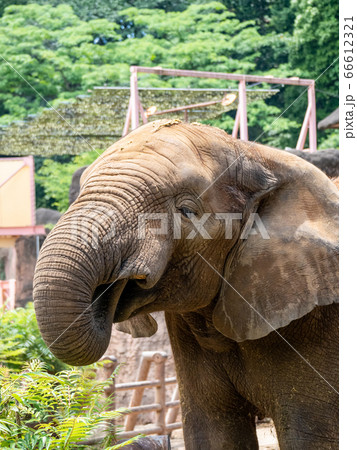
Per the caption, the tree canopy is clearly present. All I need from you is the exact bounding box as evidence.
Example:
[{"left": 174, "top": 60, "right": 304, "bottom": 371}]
[{"left": 0, "top": 0, "right": 338, "bottom": 209}]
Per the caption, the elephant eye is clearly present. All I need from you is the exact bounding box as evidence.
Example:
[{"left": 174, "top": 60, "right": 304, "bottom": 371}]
[{"left": 179, "top": 206, "right": 196, "bottom": 218}]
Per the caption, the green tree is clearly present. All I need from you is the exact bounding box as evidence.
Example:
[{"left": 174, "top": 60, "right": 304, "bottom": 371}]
[
  {"left": 0, "top": 1, "right": 338, "bottom": 158},
  {"left": 0, "top": 4, "right": 120, "bottom": 124},
  {"left": 36, "top": 150, "right": 101, "bottom": 212},
  {"left": 289, "top": 0, "right": 339, "bottom": 120}
]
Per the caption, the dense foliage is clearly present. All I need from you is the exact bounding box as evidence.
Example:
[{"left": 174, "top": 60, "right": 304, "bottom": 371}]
[
  {"left": 0, "top": 0, "right": 338, "bottom": 210},
  {"left": 0, "top": 303, "right": 68, "bottom": 373},
  {"left": 0, "top": 306, "right": 133, "bottom": 448},
  {"left": 0, "top": 360, "right": 131, "bottom": 449}
]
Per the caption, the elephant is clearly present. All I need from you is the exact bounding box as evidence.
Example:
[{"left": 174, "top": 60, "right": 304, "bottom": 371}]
[{"left": 34, "top": 120, "right": 338, "bottom": 449}]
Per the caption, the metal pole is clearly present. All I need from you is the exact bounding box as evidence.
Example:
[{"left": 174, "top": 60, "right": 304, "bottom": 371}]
[
  {"left": 35, "top": 235, "right": 40, "bottom": 259},
  {"left": 308, "top": 83, "right": 317, "bottom": 152},
  {"left": 239, "top": 80, "right": 248, "bottom": 140}
]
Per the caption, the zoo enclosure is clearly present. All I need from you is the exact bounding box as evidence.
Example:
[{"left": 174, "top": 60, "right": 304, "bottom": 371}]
[
  {"left": 0, "top": 279, "right": 15, "bottom": 310},
  {"left": 125, "top": 66, "right": 317, "bottom": 152},
  {"left": 85, "top": 350, "right": 182, "bottom": 444}
]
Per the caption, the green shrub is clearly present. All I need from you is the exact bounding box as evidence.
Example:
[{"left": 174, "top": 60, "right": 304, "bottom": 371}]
[
  {"left": 0, "top": 306, "right": 136, "bottom": 448},
  {"left": 0, "top": 359, "right": 134, "bottom": 449},
  {"left": 0, "top": 303, "right": 67, "bottom": 373}
]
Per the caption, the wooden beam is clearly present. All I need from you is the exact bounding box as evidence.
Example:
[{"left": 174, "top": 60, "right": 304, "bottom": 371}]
[
  {"left": 133, "top": 66, "right": 314, "bottom": 87},
  {"left": 296, "top": 103, "right": 312, "bottom": 150}
]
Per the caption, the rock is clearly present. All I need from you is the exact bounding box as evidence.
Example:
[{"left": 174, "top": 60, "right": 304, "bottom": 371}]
[
  {"left": 14, "top": 234, "right": 45, "bottom": 307},
  {"left": 117, "top": 435, "right": 170, "bottom": 449},
  {"left": 285, "top": 148, "right": 339, "bottom": 177},
  {"left": 35, "top": 208, "right": 62, "bottom": 226},
  {"left": 69, "top": 165, "right": 88, "bottom": 205}
]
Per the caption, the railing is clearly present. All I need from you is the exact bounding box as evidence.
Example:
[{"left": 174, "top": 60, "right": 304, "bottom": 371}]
[
  {"left": 0, "top": 279, "right": 16, "bottom": 310},
  {"left": 102, "top": 351, "right": 181, "bottom": 440},
  {"left": 82, "top": 351, "right": 181, "bottom": 446}
]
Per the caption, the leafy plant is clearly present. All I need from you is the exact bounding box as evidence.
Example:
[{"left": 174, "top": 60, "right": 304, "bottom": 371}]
[
  {"left": 0, "top": 303, "right": 68, "bottom": 373},
  {"left": 0, "top": 359, "right": 134, "bottom": 449}
]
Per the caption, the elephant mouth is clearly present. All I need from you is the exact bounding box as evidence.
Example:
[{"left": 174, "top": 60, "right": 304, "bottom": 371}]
[{"left": 92, "top": 278, "right": 156, "bottom": 324}]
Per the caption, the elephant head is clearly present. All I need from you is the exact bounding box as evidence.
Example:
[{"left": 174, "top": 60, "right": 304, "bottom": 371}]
[{"left": 33, "top": 120, "right": 338, "bottom": 366}]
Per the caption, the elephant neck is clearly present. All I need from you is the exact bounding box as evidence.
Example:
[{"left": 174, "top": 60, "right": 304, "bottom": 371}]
[{"left": 181, "top": 309, "right": 235, "bottom": 353}]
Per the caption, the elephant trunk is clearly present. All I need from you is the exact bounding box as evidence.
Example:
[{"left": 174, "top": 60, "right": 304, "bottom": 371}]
[{"left": 33, "top": 210, "right": 125, "bottom": 366}]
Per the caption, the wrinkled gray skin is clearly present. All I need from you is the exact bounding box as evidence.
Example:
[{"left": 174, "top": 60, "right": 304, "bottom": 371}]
[{"left": 34, "top": 121, "right": 339, "bottom": 449}]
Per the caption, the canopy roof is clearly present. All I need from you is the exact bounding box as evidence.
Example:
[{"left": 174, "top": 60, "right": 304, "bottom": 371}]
[{"left": 0, "top": 87, "right": 277, "bottom": 156}]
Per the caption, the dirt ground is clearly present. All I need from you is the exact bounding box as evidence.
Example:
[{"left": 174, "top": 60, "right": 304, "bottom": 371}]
[{"left": 170, "top": 422, "right": 279, "bottom": 449}]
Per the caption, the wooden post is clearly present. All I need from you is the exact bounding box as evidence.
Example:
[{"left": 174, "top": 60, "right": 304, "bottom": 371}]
[
  {"left": 102, "top": 355, "right": 118, "bottom": 428},
  {"left": 308, "top": 83, "right": 317, "bottom": 152},
  {"left": 0, "top": 279, "right": 16, "bottom": 310},
  {"left": 130, "top": 67, "right": 140, "bottom": 130},
  {"left": 232, "top": 102, "right": 241, "bottom": 139},
  {"left": 124, "top": 353, "right": 152, "bottom": 431},
  {"left": 139, "top": 100, "right": 148, "bottom": 125},
  {"left": 103, "top": 356, "right": 118, "bottom": 410},
  {"left": 239, "top": 80, "right": 248, "bottom": 140},
  {"left": 123, "top": 100, "right": 132, "bottom": 136},
  {"left": 153, "top": 352, "right": 167, "bottom": 435},
  {"left": 165, "top": 384, "right": 180, "bottom": 426},
  {"left": 296, "top": 102, "right": 311, "bottom": 150}
]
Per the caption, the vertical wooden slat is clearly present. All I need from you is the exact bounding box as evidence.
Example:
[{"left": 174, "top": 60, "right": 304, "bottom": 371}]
[
  {"left": 308, "top": 83, "right": 317, "bottom": 152},
  {"left": 154, "top": 353, "right": 167, "bottom": 434},
  {"left": 130, "top": 68, "right": 140, "bottom": 130},
  {"left": 165, "top": 384, "right": 180, "bottom": 425},
  {"left": 123, "top": 99, "right": 132, "bottom": 136},
  {"left": 239, "top": 80, "right": 248, "bottom": 140},
  {"left": 124, "top": 354, "right": 152, "bottom": 431},
  {"left": 296, "top": 103, "right": 312, "bottom": 150},
  {"left": 232, "top": 101, "right": 241, "bottom": 139}
]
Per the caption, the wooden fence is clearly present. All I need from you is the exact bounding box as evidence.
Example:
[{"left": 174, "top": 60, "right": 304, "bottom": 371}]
[
  {"left": 82, "top": 351, "right": 181, "bottom": 445},
  {"left": 0, "top": 279, "right": 16, "bottom": 310},
  {"left": 103, "top": 351, "right": 182, "bottom": 440}
]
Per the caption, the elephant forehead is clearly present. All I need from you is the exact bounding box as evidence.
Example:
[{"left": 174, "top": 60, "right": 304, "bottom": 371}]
[{"left": 83, "top": 121, "right": 236, "bottom": 187}]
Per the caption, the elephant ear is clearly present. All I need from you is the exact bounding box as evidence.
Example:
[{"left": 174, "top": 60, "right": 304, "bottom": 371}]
[
  {"left": 115, "top": 314, "right": 158, "bottom": 338},
  {"left": 213, "top": 146, "right": 339, "bottom": 342}
]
